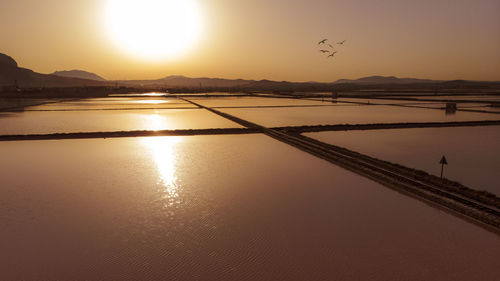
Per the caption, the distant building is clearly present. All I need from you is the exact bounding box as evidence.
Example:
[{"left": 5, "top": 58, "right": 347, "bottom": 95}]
[
  {"left": 0, "top": 85, "right": 18, "bottom": 93},
  {"left": 331, "top": 91, "right": 338, "bottom": 103},
  {"left": 445, "top": 102, "right": 457, "bottom": 114}
]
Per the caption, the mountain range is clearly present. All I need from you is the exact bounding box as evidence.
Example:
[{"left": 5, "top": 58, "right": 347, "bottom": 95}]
[
  {"left": 1, "top": 52, "right": 495, "bottom": 90},
  {"left": 117, "top": 75, "right": 253, "bottom": 88},
  {"left": 333, "top": 76, "right": 438, "bottom": 84},
  {"left": 51, "top": 70, "right": 106, "bottom": 81},
  {"left": 48, "top": 71, "right": 442, "bottom": 87},
  {"left": 0, "top": 53, "right": 107, "bottom": 88}
]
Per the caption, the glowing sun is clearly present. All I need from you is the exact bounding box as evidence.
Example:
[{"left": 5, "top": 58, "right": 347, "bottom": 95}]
[{"left": 103, "top": 0, "right": 203, "bottom": 60}]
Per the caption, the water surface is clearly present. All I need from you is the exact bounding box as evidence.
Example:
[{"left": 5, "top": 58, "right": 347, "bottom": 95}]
[
  {"left": 0, "top": 98, "right": 66, "bottom": 110},
  {"left": 0, "top": 108, "right": 241, "bottom": 135},
  {"left": 221, "top": 105, "right": 500, "bottom": 127},
  {"left": 189, "top": 97, "right": 331, "bottom": 107},
  {"left": 413, "top": 95, "right": 500, "bottom": 102},
  {"left": 306, "top": 126, "right": 500, "bottom": 194},
  {"left": 27, "top": 97, "right": 197, "bottom": 111},
  {"left": 0, "top": 135, "right": 499, "bottom": 280}
]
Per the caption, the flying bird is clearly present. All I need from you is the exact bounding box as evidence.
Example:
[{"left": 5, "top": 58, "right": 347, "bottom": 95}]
[
  {"left": 318, "top": 39, "right": 328, "bottom": 45},
  {"left": 337, "top": 40, "right": 346, "bottom": 45},
  {"left": 328, "top": 51, "right": 338, "bottom": 58},
  {"left": 328, "top": 44, "right": 335, "bottom": 49},
  {"left": 319, "top": 50, "right": 330, "bottom": 53}
]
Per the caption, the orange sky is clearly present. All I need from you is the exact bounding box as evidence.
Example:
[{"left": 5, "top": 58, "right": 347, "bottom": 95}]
[{"left": 1, "top": 0, "right": 499, "bottom": 82}]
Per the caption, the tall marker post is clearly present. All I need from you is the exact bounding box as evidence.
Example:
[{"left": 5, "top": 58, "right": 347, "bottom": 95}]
[{"left": 440, "top": 155, "right": 448, "bottom": 179}]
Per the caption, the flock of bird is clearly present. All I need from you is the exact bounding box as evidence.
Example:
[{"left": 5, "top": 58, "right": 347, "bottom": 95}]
[{"left": 318, "top": 39, "right": 346, "bottom": 59}]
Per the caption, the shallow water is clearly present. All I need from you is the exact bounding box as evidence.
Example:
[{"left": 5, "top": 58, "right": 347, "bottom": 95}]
[
  {"left": 0, "top": 98, "right": 64, "bottom": 110},
  {"left": 0, "top": 135, "right": 499, "bottom": 280},
  {"left": 338, "top": 97, "right": 446, "bottom": 106},
  {"left": 27, "top": 97, "right": 197, "bottom": 111},
  {"left": 414, "top": 95, "right": 500, "bottom": 102},
  {"left": 0, "top": 108, "right": 242, "bottom": 135},
  {"left": 189, "top": 96, "right": 331, "bottom": 107},
  {"left": 338, "top": 98, "right": 453, "bottom": 108},
  {"left": 467, "top": 105, "right": 500, "bottom": 112},
  {"left": 306, "top": 126, "right": 500, "bottom": 194},
  {"left": 338, "top": 98, "right": 499, "bottom": 111},
  {"left": 220, "top": 104, "right": 500, "bottom": 127},
  {"left": 108, "top": 92, "right": 168, "bottom": 97},
  {"left": 457, "top": 103, "right": 500, "bottom": 109}
]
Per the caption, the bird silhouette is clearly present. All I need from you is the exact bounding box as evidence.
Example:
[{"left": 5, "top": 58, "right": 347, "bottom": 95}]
[
  {"left": 328, "top": 44, "right": 335, "bottom": 49},
  {"left": 318, "top": 39, "right": 328, "bottom": 45},
  {"left": 337, "top": 40, "right": 346, "bottom": 45},
  {"left": 319, "top": 50, "right": 330, "bottom": 53},
  {"left": 328, "top": 51, "right": 338, "bottom": 58}
]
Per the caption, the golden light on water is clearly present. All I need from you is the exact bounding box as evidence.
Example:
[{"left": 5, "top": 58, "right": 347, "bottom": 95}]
[
  {"left": 136, "top": 100, "right": 170, "bottom": 104},
  {"left": 142, "top": 137, "right": 183, "bottom": 205},
  {"left": 102, "top": 0, "right": 203, "bottom": 60},
  {"left": 142, "top": 112, "right": 166, "bottom": 131}
]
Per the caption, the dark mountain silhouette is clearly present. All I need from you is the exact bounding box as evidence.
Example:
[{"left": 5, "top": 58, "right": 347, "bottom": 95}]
[
  {"left": 2, "top": 53, "right": 498, "bottom": 92},
  {"left": 121, "top": 75, "right": 442, "bottom": 88},
  {"left": 334, "top": 76, "right": 438, "bottom": 84},
  {"left": 161, "top": 75, "right": 188, "bottom": 80},
  {"left": 0, "top": 53, "right": 18, "bottom": 68},
  {"left": 52, "top": 70, "right": 106, "bottom": 81},
  {"left": 0, "top": 53, "right": 38, "bottom": 86},
  {"left": 118, "top": 75, "right": 254, "bottom": 88},
  {"left": 0, "top": 53, "right": 107, "bottom": 88}
]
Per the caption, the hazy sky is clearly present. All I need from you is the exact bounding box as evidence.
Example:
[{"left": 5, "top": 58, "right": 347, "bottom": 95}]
[{"left": 1, "top": 0, "right": 499, "bottom": 81}]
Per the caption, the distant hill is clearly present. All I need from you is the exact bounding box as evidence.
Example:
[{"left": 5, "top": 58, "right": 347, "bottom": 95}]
[
  {"left": 0, "top": 53, "right": 18, "bottom": 68},
  {"left": 334, "top": 76, "right": 438, "bottom": 84},
  {"left": 2, "top": 52, "right": 498, "bottom": 92},
  {"left": 118, "top": 75, "right": 254, "bottom": 88},
  {"left": 0, "top": 53, "right": 107, "bottom": 88},
  {"left": 0, "top": 53, "right": 35, "bottom": 86},
  {"left": 52, "top": 70, "right": 106, "bottom": 81},
  {"left": 160, "top": 76, "right": 252, "bottom": 87}
]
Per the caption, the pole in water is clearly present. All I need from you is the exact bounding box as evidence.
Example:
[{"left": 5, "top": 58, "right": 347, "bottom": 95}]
[{"left": 439, "top": 155, "right": 448, "bottom": 178}]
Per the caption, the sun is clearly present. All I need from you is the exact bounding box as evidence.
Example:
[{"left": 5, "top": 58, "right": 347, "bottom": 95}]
[{"left": 103, "top": 0, "right": 203, "bottom": 60}]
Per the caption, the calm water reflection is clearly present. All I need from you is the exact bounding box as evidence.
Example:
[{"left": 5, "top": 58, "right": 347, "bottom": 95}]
[
  {"left": 28, "top": 97, "right": 196, "bottom": 110},
  {"left": 306, "top": 126, "right": 500, "bottom": 194},
  {"left": 141, "top": 112, "right": 167, "bottom": 131},
  {"left": 191, "top": 97, "right": 328, "bottom": 107},
  {"left": 2, "top": 95, "right": 500, "bottom": 280},
  {"left": 141, "top": 137, "right": 182, "bottom": 207},
  {"left": 1, "top": 135, "right": 499, "bottom": 280},
  {"left": 0, "top": 108, "right": 242, "bottom": 135},
  {"left": 221, "top": 105, "right": 500, "bottom": 127}
]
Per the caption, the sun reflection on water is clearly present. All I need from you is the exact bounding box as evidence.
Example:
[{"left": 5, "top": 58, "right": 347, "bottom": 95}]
[
  {"left": 136, "top": 100, "right": 170, "bottom": 104},
  {"left": 141, "top": 137, "right": 183, "bottom": 207},
  {"left": 143, "top": 113, "right": 165, "bottom": 131}
]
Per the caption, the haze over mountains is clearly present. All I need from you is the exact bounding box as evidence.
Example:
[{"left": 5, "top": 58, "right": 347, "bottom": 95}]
[
  {"left": 333, "top": 76, "right": 438, "bottom": 84},
  {"left": 116, "top": 75, "right": 253, "bottom": 88},
  {"left": 1, "top": 52, "right": 496, "bottom": 90},
  {"left": 47, "top": 70, "right": 441, "bottom": 87},
  {"left": 52, "top": 70, "right": 106, "bottom": 81},
  {"left": 0, "top": 53, "right": 106, "bottom": 87}
]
